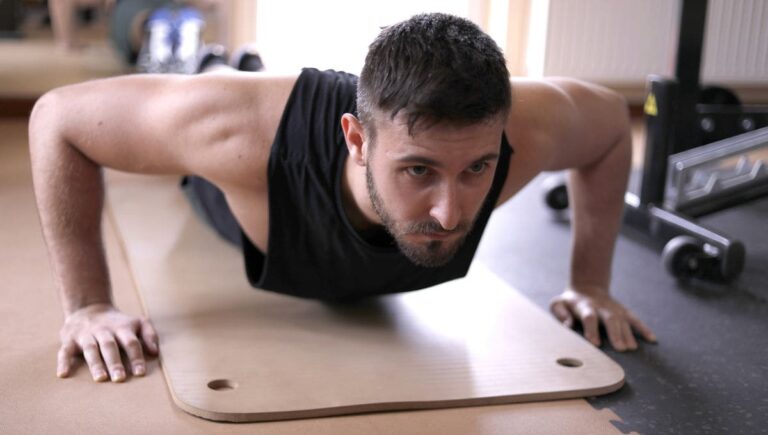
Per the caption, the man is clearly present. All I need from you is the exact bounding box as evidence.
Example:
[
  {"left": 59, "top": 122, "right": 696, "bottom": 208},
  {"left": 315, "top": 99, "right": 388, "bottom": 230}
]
[{"left": 29, "top": 13, "right": 656, "bottom": 384}]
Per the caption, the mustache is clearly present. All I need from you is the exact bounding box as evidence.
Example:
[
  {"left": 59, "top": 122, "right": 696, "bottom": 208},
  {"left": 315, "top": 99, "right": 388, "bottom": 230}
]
[{"left": 404, "top": 220, "right": 470, "bottom": 235}]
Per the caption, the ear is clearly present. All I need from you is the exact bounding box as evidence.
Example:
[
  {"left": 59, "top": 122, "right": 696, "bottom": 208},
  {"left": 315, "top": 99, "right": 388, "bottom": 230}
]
[{"left": 341, "top": 113, "right": 368, "bottom": 166}]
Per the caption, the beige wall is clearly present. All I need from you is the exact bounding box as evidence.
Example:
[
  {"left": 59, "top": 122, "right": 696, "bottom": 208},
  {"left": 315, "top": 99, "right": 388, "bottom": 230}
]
[
  {"left": 252, "top": 0, "right": 471, "bottom": 74},
  {"left": 217, "top": 0, "right": 532, "bottom": 77},
  {"left": 224, "top": 0, "right": 258, "bottom": 50},
  {"left": 504, "top": 0, "right": 531, "bottom": 77},
  {"left": 469, "top": 0, "right": 531, "bottom": 77}
]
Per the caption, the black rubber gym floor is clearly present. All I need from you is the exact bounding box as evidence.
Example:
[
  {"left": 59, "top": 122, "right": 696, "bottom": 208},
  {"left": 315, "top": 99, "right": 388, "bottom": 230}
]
[{"left": 477, "top": 172, "right": 768, "bottom": 435}]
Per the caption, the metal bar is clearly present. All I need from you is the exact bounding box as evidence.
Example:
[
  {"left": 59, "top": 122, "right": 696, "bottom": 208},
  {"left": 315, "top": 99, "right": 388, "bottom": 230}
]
[
  {"left": 665, "top": 127, "right": 768, "bottom": 213},
  {"left": 640, "top": 78, "right": 678, "bottom": 205},
  {"left": 623, "top": 196, "right": 746, "bottom": 280},
  {"left": 673, "top": 0, "right": 708, "bottom": 153}
]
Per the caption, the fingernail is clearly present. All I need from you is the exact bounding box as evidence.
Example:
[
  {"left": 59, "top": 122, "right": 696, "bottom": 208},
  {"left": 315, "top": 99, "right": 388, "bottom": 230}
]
[
  {"left": 111, "top": 369, "right": 125, "bottom": 382},
  {"left": 93, "top": 371, "right": 107, "bottom": 382},
  {"left": 134, "top": 363, "right": 145, "bottom": 376}
]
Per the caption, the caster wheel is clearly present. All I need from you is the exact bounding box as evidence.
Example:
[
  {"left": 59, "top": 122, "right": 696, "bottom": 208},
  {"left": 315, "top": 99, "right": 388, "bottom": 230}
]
[
  {"left": 663, "top": 236, "right": 747, "bottom": 282},
  {"left": 662, "top": 236, "right": 706, "bottom": 280},
  {"left": 719, "top": 241, "right": 746, "bottom": 282},
  {"left": 542, "top": 175, "right": 569, "bottom": 210},
  {"left": 700, "top": 86, "right": 741, "bottom": 106}
]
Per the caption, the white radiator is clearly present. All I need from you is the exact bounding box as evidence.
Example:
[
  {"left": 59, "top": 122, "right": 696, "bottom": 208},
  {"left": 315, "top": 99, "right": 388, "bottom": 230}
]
[
  {"left": 704, "top": 0, "right": 768, "bottom": 84},
  {"left": 532, "top": 0, "right": 768, "bottom": 86}
]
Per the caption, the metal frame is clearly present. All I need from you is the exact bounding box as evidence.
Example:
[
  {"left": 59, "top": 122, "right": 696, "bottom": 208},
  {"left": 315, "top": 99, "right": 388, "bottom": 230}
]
[
  {"left": 665, "top": 127, "right": 768, "bottom": 216},
  {"left": 622, "top": 0, "right": 768, "bottom": 281}
]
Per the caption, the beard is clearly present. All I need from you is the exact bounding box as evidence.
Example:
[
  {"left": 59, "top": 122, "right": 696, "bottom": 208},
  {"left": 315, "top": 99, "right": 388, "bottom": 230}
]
[{"left": 365, "top": 162, "right": 478, "bottom": 268}]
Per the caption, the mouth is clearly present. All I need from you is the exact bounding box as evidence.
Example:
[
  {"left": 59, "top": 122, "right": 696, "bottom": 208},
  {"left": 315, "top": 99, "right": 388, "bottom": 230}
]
[{"left": 415, "top": 231, "right": 459, "bottom": 240}]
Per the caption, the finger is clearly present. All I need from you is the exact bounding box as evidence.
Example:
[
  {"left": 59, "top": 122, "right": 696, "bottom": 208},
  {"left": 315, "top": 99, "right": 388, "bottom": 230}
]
[
  {"left": 621, "top": 320, "right": 638, "bottom": 351},
  {"left": 115, "top": 329, "right": 146, "bottom": 377},
  {"left": 626, "top": 312, "right": 657, "bottom": 343},
  {"left": 78, "top": 335, "right": 108, "bottom": 382},
  {"left": 550, "top": 300, "right": 574, "bottom": 328},
  {"left": 140, "top": 318, "right": 159, "bottom": 355},
  {"left": 57, "top": 340, "right": 78, "bottom": 378},
  {"left": 600, "top": 311, "right": 626, "bottom": 352},
  {"left": 574, "top": 303, "right": 600, "bottom": 347},
  {"left": 94, "top": 331, "right": 126, "bottom": 382}
]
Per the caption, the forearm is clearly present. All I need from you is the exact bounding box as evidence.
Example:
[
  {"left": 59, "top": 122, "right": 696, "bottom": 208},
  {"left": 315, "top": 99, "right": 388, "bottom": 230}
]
[
  {"left": 567, "top": 128, "right": 632, "bottom": 292},
  {"left": 29, "top": 94, "right": 113, "bottom": 316}
]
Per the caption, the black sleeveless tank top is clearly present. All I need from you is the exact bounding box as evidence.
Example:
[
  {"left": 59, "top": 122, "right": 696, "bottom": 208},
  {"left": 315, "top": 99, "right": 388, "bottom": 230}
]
[{"left": 242, "top": 68, "right": 512, "bottom": 300}]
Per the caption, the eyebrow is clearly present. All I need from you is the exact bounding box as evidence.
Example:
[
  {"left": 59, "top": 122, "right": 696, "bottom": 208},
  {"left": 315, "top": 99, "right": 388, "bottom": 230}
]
[{"left": 393, "top": 152, "right": 500, "bottom": 168}]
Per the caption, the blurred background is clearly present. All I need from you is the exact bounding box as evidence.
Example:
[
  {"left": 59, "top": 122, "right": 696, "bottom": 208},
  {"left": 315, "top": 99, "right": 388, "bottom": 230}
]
[
  {"left": 2, "top": 3, "right": 767, "bottom": 433},
  {"left": 1, "top": 0, "right": 766, "bottom": 117}
]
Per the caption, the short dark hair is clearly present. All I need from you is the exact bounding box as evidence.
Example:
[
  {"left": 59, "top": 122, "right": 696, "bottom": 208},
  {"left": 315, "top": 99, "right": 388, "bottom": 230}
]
[{"left": 357, "top": 13, "right": 512, "bottom": 138}]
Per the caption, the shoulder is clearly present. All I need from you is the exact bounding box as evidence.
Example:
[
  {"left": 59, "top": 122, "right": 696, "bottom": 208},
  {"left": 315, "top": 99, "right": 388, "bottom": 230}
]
[
  {"left": 506, "top": 76, "right": 625, "bottom": 150},
  {"left": 195, "top": 69, "right": 359, "bottom": 192},
  {"left": 496, "top": 77, "right": 629, "bottom": 204},
  {"left": 179, "top": 72, "right": 299, "bottom": 191}
]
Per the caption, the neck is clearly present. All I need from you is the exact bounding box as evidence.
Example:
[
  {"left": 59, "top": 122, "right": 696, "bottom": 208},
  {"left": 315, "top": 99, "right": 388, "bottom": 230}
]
[{"left": 341, "top": 155, "right": 382, "bottom": 231}]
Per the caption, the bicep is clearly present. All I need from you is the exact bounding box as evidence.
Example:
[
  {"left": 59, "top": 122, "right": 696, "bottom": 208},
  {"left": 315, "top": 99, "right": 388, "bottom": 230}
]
[
  {"left": 38, "top": 73, "right": 277, "bottom": 184},
  {"left": 45, "top": 74, "right": 198, "bottom": 175}
]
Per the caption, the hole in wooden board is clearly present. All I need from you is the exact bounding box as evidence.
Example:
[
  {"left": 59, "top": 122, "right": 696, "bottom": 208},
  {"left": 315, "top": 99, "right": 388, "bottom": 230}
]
[
  {"left": 556, "top": 358, "right": 583, "bottom": 368},
  {"left": 208, "top": 379, "right": 238, "bottom": 391}
]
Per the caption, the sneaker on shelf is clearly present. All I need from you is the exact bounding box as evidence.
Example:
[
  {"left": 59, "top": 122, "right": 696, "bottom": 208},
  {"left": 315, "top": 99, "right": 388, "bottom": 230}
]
[
  {"left": 136, "top": 7, "right": 175, "bottom": 73},
  {"left": 230, "top": 44, "right": 265, "bottom": 72},
  {"left": 174, "top": 7, "right": 205, "bottom": 74},
  {"left": 195, "top": 44, "right": 229, "bottom": 74}
]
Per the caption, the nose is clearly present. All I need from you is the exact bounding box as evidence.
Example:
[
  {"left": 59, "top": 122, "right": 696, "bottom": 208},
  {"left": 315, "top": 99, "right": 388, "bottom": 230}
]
[{"left": 429, "top": 182, "right": 461, "bottom": 231}]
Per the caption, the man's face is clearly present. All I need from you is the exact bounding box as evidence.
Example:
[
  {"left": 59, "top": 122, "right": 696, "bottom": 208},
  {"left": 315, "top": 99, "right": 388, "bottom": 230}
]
[{"left": 364, "top": 115, "right": 505, "bottom": 267}]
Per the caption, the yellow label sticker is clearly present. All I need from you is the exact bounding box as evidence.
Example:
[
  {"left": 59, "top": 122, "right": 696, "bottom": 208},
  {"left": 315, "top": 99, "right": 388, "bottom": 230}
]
[{"left": 644, "top": 93, "right": 658, "bottom": 116}]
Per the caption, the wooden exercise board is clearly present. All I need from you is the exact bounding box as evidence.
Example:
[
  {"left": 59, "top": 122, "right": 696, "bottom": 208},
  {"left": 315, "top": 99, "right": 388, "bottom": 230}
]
[{"left": 104, "top": 171, "right": 624, "bottom": 423}]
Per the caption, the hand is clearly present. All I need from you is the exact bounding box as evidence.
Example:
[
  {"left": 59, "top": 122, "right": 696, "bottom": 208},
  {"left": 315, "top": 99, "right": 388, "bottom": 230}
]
[
  {"left": 550, "top": 287, "right": 656, "bottom": 352},
  {"left": 58, "top": 303, "right": 159, "bottom": 382}
]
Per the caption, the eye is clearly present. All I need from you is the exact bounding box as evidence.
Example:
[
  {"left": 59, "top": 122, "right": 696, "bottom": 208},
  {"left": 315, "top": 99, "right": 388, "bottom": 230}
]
[
  {"left": 467, "top": 162, "right": 488, "bottom": 174},
  {"left": 407, "top": 166, "right": 429, "bottom": 176}
]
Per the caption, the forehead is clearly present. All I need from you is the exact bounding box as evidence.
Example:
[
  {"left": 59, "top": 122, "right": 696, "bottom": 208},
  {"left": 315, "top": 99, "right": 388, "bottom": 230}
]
[{"left": 373, "top": 114, "right": 505, "bottom": 161}]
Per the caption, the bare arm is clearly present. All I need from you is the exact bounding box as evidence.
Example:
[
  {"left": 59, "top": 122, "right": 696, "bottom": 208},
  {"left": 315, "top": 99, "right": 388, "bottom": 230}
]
[
  {"left": 28, "top": 72, "right": 286, "bottom": 381},
  {"left": 554, "top": 79, "right": 656, "bottom": 351},
  {"left": 506, "top": 78, "right": 656, "bottom": 351},
  {"left": 29, "top": 79, "right": 171, "bottom": 382},
  {"left": 30, "top": 74, "right": 251, "bottom": 313},
  {"left": 545, "top": 79, "right": 632, "bottom": 296}
]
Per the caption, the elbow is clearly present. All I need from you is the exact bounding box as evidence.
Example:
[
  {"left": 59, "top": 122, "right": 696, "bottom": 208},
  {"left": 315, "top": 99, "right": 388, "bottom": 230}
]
[
  {"left": 30, "top": 89, "right": 59, "bottom": 126},
  {"left": 28, "top": 90, "right": 63, "bottom": 154},
  {"left": 601, "top": 90, "right": 632, "bottom": 164},
  {"left": 609, "top": 92, "right": 633, "bottom": 174},
  {"left": 587, "top": 90, "right": 633, "bottom": 173},
  {"left": 609, "top": 90, "right": 631, "bottom": 139}
]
